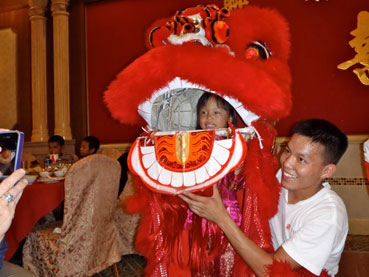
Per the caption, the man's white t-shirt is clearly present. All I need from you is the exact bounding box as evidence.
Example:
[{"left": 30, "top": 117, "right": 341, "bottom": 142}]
[{"left": 269, "top": 179, "right": 348, "bottom": 276}]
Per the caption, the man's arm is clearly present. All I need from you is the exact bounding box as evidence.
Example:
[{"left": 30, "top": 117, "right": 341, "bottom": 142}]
[{"left": 178, "top": 185, "right": 300, "bottom": 276}]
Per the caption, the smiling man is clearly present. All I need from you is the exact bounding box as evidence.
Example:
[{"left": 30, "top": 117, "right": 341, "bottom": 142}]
[{"left": 179, "top": 119, "right": 349, "bottom": 276}]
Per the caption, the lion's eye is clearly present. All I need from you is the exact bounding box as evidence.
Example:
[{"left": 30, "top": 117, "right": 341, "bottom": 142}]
[{"left": 245, "top": 42, "right": 271, "bottom": 60}]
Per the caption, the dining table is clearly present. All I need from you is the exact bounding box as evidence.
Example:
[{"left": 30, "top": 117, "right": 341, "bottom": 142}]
[{"left": 5, "top": 179, "right": 65, "bottom": 260}]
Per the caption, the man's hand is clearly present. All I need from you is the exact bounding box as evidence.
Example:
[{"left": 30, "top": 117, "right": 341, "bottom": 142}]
[{"left": 178, "top": 184, "right": 227, "bottom": 225}]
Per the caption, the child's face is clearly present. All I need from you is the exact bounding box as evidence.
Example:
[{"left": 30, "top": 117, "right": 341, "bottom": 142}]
[
  {"left": 198, "top": 96, "right": 232, "bottom": 130},
  {"left": 80, "top": 140, "right": 92, "bottom": 157},
  {"left": 48, "top": 142, "right": 62, "bottom": 155}
]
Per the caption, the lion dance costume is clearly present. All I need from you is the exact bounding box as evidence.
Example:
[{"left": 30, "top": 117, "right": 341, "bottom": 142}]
[{"left": 105, "top": 3, "right": 327, "bottom": 276}]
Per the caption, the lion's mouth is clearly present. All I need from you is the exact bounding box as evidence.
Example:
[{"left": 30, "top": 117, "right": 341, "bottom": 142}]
[
  {"left": 129, "top": 128, "right": 248, "bottom": 194},
  {"left": 128, "top": 77, "right": 259, "bottom": 194}
]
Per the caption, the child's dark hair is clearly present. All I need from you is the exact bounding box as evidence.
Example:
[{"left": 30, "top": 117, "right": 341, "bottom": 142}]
[
  {"left": 83, "top": 136, "right": 100, "bottom": 154},
  {"left": 196, "top": 92, "right": 237, "bottom": 129},
  {"left": 292, "top": 119, "right": 348, "bottom": 165},
  {"left": 48, "top": 135, "right": 65, "bottom": 146}
]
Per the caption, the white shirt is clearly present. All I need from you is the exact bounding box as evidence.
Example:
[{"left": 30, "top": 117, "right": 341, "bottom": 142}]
[{"left": 269, "top": 177, "right": 348, "bottom": 276}]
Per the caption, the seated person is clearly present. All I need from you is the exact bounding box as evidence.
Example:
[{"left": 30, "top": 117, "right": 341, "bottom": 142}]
[
  {"left": 46, "top": 136, "right": 77, "bottom": 221},
  {"left": 47, "top": 135, "right": 78, "bottom": 163},
  {"left": 79, "top": 136, "right": 100, "bottom": 158},
  {"left": 179, "top": 119, "right": 349, "bottom": 276},
  {"left": 117, "top": 152, "right": 129, "bottom": 197}
]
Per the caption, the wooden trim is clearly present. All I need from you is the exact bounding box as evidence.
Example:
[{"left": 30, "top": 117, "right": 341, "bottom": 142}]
[
  {"left": 0, "top": 0, "right": 28, "bottom": 13},
  {"left": 100, "top": 143, "right": 132, "bottom": 153},
  {"left": 276, "top": 134, "right": 369, "bottom": 145},
  {"left": 346, "top": 135, "right": 369, "bottom": 144}
]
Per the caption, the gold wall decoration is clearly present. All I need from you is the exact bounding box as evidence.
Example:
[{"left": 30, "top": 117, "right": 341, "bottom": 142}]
[
  {"left": 224, "top": 0, "right": 249, "bottom": 11},
  {"left": 0, "top": 28, "right": 18, "bottom": 129},
  {"left": 337, "top": 11, "right": 369, "bottom": 86}
]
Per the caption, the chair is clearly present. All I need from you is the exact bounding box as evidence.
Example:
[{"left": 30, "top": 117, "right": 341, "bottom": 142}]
[
  {"left": 114, "top": 172, "right": 141, "bottom": 256},
  {"left": 21, "top": 151, "right": 37, "bottom": 168},
  {"left": 100, "top": 147, "right": 123, "bottom": 160},
  {"left": 22, "top": 154, "right": 122, "bottom": 277}
]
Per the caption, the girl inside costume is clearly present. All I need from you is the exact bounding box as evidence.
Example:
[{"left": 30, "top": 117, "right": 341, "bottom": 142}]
[{"left": 184, "top": 92, "right": 245, "bottom": 276}]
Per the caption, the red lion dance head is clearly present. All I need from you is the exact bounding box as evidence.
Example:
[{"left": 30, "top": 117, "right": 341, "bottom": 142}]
[{"left": 105, "top": 4, "right": 292, "bottom": 276}]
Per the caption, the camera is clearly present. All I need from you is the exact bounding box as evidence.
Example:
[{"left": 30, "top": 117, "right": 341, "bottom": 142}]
[{"left": 0, "top": 131, "right": 24, "bottom": 179}]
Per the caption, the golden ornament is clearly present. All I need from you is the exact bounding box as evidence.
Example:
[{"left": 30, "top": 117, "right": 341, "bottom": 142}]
[
  {"left": 337, "top": 11, "right": 369, "bottom": 86},
  {"left": 224, "top": 0, "right": 249, "bottom": 11}
]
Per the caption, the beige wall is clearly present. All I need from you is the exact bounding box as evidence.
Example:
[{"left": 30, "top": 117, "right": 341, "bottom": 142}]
[
  {"left": 333, "top": 135, "right": 368, "bottom": 178},
  {"left": 332, "top": 185, "right": 369, "bottom": 235}
]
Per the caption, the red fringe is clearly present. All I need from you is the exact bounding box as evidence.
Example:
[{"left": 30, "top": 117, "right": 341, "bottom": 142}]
[
  {"left": 247, "top": 120, "right": 280, "bottom": 219},
  {"left": 233, "top": 120, "right": 281, "bottom": 276},
  {"left": 126, "top": 177, "right": 229, "bottom": 276},
  {"left": 190, "top": 208, "right": 228, "bottom": 274}
]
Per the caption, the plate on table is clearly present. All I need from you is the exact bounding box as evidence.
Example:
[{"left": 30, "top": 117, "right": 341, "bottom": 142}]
[
  {"left": 38, "top": 176, "right": 64, "bottom": 183},
  {"left": 24, "top": 175, "right": 38, "bottom": 185}
]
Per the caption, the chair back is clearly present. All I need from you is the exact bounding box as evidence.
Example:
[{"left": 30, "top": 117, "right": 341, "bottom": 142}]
[
  {"left": 58, "top": 154, "right": 121, "bottom": 276},
  {"left": 21, "top": 151, "right": 37, "bottom": 168},
  {"left": 114, "top": 172, "right": 140, "bottom": 256},
  {"left": 100, "top": 147, "right": 123, "bottom": 160}
]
